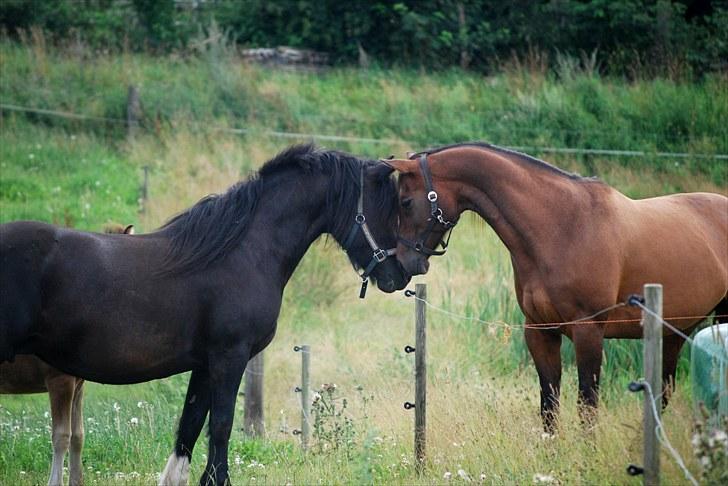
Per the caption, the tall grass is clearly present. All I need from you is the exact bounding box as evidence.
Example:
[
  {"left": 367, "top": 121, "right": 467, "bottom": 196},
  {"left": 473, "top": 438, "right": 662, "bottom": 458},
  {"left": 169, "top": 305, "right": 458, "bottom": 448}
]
[
  {"left": 1, "top": 37, "right": 726, "bottom": 183},
  {"left": 1, "top": 39, "right": 726, "bottom": 484}
]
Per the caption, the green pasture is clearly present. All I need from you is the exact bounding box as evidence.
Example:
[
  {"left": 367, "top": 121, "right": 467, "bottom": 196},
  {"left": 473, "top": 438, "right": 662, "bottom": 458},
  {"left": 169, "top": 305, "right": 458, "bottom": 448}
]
[{"left": 0, "top": 40, "right": 726, "bottom": 484}]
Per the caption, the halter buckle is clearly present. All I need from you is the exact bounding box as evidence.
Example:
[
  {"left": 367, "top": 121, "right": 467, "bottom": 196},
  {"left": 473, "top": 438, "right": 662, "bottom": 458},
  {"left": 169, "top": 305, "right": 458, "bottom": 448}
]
[
  {"left": 373, "top": 248, "right": 387, "bottom": 262},
  {"left": 355, "top": 213, "right": 366, "bottom": 224},
  {"left": 427, "top": 191, "right": 438, "bottom": 202}
]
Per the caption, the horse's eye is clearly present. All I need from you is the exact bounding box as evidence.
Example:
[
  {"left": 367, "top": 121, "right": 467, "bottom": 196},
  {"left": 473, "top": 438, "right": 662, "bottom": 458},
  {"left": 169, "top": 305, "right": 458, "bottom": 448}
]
[{"left": 401, "top": 198, "right": 413, "bottom": 209}]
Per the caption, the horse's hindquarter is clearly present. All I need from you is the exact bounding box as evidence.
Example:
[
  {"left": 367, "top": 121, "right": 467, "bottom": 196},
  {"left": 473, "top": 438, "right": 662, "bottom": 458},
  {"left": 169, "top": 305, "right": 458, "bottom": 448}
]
[
  {"left": 34, "top": 230, "right": 209, "bottom": 383},
  {"left": 613, "top": 192, "right": 728, "bottom": 334}
]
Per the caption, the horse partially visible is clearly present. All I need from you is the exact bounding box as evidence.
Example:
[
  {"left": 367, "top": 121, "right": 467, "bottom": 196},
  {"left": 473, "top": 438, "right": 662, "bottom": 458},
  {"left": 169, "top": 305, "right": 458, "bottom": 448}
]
[
  {"left": 0, "top": 223, "right": 134, "bottom": 486},
  {"left": 386, "top": 142, "right": 728, "bottom": 431},
  {"left": 0, "top": 145, "right": 409, "bottom": 485}
]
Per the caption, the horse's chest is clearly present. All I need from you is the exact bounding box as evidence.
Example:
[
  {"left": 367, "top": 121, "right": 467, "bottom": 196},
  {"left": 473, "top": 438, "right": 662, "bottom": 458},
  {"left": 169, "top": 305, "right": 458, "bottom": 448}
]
[{"left": 519, "top": 283, "right": 562, "bottom": 324}]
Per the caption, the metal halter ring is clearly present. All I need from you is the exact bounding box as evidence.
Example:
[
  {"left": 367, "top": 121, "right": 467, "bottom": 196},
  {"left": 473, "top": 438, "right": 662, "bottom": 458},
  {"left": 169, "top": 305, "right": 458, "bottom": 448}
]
[
  {"left": 427, "top": 191, "right": 438, "bottom": 202},
  {"left": 373, "top": 248, "right": 387, "bottom": 262},
  {"left": 355, "top": 214, "right": 366, "bottom": 224}
]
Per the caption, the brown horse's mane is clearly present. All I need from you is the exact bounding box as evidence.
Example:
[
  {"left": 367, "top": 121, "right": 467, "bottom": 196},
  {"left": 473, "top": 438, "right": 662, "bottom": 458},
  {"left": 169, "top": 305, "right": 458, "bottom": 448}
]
[{"left": 412, "top": 142, "right": 600, "bottom": 183}]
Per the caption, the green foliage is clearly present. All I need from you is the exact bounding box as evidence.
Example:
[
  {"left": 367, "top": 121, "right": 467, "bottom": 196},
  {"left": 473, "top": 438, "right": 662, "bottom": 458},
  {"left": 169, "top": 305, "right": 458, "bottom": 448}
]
[
  {"left": 1, "top": 1, "right": 727, "bottom": 75},
  {"left": 1, "top": 39, "right": 726, "bottom": 185}
]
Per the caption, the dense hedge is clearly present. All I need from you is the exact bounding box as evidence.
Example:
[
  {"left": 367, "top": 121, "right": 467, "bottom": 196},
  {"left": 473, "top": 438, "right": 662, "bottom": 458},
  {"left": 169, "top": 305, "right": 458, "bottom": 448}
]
[{"left": 1, "top": 0, "right": 726, "bottom": 76}]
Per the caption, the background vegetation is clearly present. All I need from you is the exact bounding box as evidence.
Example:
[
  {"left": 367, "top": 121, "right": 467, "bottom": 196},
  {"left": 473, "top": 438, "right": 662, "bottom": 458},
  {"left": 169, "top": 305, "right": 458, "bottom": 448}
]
[
  {"left": 1, "top": 0, "right": 727, "bottom": 77},
  {"left": 1, "top": 19, "right": 726, "bottom": 486}
]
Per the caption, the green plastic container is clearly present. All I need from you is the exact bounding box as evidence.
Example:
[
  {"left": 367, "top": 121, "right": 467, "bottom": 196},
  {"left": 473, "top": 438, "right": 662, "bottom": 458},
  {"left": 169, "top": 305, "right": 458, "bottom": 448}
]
[{"left": 691, "top": 324, "right": 728, "bottom": 419}]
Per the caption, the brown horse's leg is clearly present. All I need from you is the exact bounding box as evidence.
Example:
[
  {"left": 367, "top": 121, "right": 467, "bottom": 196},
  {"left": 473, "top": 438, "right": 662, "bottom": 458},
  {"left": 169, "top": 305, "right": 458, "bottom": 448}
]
[
  {"left": 525, "top": 327, "right": 562, "bottom": 433},
  {"left": 573, "top": 324, "right": 605, "bottom": 427},
  {"left": 47, "top": 375, "right": 75, "bottom": 486},
  {"left": 69, "top": 379, "right": 85, "bottom": 486}
]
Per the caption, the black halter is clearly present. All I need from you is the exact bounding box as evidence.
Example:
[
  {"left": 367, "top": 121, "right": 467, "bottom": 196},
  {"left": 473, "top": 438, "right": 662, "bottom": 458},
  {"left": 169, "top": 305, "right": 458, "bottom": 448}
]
[
  {"left": 398, "top": 153, "right": 456, "bottom": 256},
  {"left": 342, "top": 165, "right": 397, "bottom": 298}
]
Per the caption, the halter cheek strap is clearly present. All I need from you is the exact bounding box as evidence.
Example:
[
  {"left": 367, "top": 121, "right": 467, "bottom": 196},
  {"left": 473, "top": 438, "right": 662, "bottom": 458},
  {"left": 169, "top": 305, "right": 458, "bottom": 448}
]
[
  {"left": 397, "top": 153, "right": 457, "bottom": 256},
  {"left": 343, "top": 165, "right": 397, "bottom": 298}
]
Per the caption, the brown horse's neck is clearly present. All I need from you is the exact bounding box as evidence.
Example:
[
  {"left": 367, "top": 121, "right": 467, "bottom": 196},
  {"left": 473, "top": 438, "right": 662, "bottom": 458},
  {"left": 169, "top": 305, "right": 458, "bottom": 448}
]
[{"left": 436, "top": 147, "right": 593, "bottom": 262}]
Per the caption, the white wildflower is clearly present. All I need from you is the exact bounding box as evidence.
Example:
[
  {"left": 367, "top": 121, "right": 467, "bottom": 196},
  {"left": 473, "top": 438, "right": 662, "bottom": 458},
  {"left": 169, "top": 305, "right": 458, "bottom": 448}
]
[
  {"left": 533, "top": 473, "right": 555, "bottom": 483},
  {"left": 713, "top": 429, "right": 727, "bottom": 445},
  {"left": 443, "top": 471, "right": 452, "bottom": 480},
  {"left": 457, "top": 468, "right": 471, "bottom": 481},
  {"left": 129, "top": 417, "right": 139, "bottom": 426}
]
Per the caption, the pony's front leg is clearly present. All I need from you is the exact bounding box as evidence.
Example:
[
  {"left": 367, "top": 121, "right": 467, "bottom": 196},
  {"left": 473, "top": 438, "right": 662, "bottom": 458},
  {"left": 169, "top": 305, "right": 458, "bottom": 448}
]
[
  {"left": 525, "top": 326, "right": 562, "bottom": 433},
  {"left": 160, "top": 369, "right": 212, "bottom": 486},
  {"left": 200, "top": 348, "right": 249, "bottom": 486},
  {"left": 573, "top": 323, "right": 605, "bottom": 427}
]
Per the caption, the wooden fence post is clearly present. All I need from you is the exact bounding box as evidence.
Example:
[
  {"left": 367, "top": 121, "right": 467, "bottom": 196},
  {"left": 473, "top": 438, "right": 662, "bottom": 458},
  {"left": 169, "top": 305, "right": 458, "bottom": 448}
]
[
  {"left": 126, "top": 85, "right": 141, "bottom": 140},
  {"left": 243, "top": 351, "right": 265, "bottom": 437},
  {"left": 643, "top": 283, "right": 663, "bottom": 486},
  {"left": 140, "top": 165, "right": 149, "bottom": 210},
  {"left": 414, "top": 283, "right": 427, "bottom": 472},
  {"left": 294, "top": 344, "right": 312, "bottom": 451}
]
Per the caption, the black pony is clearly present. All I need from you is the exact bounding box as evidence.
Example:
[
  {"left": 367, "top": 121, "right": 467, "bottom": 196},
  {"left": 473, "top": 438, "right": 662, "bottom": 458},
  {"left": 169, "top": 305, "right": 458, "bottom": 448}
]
[{"left": 0, "top": 144, "right": 409, "bottom": 485}]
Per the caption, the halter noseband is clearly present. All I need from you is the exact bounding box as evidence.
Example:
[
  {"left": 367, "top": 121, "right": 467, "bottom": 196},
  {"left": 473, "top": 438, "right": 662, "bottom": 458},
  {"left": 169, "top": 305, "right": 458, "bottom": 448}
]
[
  {"left": 397, "top": 153, "right": 456, "bottom": 257},
  {"left": 342, "top": 165, "right": 397, "bottom": 299}
]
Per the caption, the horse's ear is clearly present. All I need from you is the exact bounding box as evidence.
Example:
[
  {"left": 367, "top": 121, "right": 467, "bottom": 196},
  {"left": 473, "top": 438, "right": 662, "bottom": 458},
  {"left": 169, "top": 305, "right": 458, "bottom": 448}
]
[
  {"left": 123, "top": 224, "right": 135, "bottom": 235},
  {"left": 380, "top": 158, "right": 417, "bottom": 174},
  {"left": 368, "top": 162, "right": 395, "bottom": 180}
]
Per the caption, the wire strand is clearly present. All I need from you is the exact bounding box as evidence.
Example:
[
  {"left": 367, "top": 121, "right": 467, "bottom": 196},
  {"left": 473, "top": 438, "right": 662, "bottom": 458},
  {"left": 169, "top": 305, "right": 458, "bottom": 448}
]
[
  {"left": 641, "top": 380, "right": 700, "bottom": 486},
  {"left": 2, "top": 102, "right": 727, "bottom": 160},
  {"left": 407, "top": 294, "right": 727, "bottom": 331}
]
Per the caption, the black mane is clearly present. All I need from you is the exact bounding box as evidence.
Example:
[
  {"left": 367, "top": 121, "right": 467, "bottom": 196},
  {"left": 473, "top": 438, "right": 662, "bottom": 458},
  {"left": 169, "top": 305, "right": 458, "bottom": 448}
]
[
  {"left": 413, "top": 141, "right": 596, "bottom": 181},
  {"left": 157, "top": 144, "right": 397, "bottom": 275}
]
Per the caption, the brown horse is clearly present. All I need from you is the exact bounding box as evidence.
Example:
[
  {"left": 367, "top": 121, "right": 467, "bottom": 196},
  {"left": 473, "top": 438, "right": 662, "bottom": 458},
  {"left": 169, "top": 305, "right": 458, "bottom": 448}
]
[
  {"left": 0, "top": 223, "right": 133, "bottom": 486},
  {"left": 386, "top": 142, "right": 728, "bottom": 430}
]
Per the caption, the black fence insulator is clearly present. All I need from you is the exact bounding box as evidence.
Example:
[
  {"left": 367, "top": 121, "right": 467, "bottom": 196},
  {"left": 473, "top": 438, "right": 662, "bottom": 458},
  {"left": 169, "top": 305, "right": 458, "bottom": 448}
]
[
  {"left": 292, "top": 429, "right": 302, "bottom": 436},
  {"left": 293, "top": 345, "right": 302, "bottom": 352},
  {"left": 404, "top": 345, "right": 416, "bottom": 354},
  {"left": 404, "top": 401, "right": 415, "bottom": 410},
  {"left": 627, "top": 294, "right": 645, "bottom": 307},
  {"left": 626, "top": 464, "right": 644, "bottom": 476},
  {"left": 404, "top": 289, "right": 415, "bottom": 297},
  {"left": 294, "top": 387, "right": 302, "bottom": 393},
  {"left": 628, "top": 381, "right": 645, "bottom": 393}
]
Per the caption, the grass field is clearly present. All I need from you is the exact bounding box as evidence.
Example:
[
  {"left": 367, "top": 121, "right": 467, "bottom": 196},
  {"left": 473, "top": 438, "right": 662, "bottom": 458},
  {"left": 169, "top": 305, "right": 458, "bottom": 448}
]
[{"left": 1, "top": 38, "right": 726, "bottom": 485}]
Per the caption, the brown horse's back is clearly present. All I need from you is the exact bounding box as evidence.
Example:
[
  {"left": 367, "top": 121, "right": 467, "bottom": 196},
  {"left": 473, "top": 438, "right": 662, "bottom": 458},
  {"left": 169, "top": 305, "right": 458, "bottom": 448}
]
[{"left": 611, "top": 192, "right": 728, "bottom": 335}]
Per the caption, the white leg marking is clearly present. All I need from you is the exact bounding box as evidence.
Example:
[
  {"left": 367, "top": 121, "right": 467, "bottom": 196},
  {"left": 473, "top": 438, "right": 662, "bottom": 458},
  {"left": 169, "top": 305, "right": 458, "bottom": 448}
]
[{"left": 159, "top": 453, "right": 190, "bottom": 486}]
